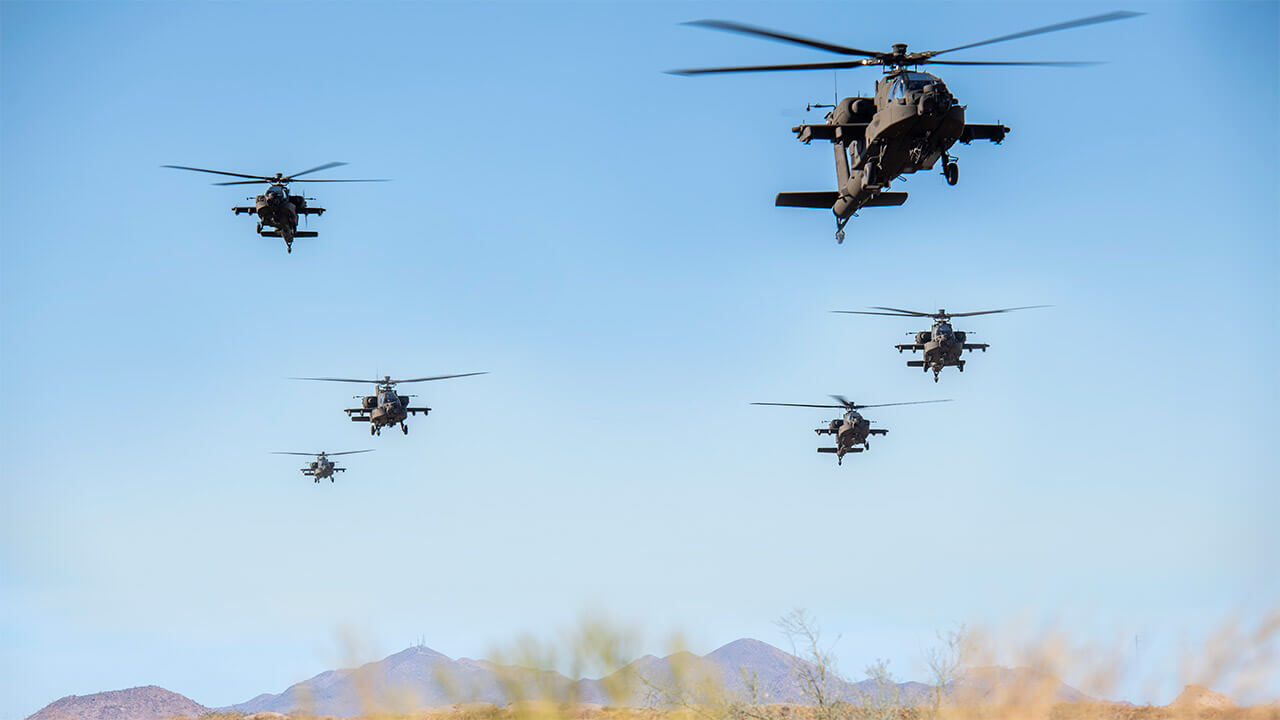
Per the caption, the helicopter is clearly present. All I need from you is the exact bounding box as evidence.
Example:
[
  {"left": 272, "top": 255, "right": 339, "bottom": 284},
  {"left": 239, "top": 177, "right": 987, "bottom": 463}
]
[
  {"left": 753, "top": 396, "right": 950, "bottom": 464},
  {"left": 272, "top": 449, "right": 374, "bottom": 482},
  {"left": 835, "top": 305, "right": 1049, "bottom": 381},
  {"left": 163, "top": 162, "right": 387, "bottom": 253},
  {"left": 671, "top": 11, "right": 1140, "bottom": 242},
  {"left": 294, "top": 373, "right": 487, "bottom": 436}
]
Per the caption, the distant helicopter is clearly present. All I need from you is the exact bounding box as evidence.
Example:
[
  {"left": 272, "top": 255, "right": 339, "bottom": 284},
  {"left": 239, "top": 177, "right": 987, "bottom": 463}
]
[
  {"left": 835, "top": 305, "right": 1049, "bottom": 381},
  {"left": 671, "top": 12, "right": 1140, "bottom": 242},
  {"left": 294, "top": 373, "right": 487, "bottom": 436},
  {"left": 753, "top": 396, "right": 949, "bottom": 464},
  {"left": 273, "top": 449, "right": 373, "bottom": 482},
  {"left": 163, "top": 162, "right": 387, "bottom": 253}
]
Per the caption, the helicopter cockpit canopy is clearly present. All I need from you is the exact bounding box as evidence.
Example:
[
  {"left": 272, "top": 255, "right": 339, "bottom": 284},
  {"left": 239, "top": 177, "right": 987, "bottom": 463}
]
[
  {"left": 904, "top": 72, "right": 939, "bottom": 90},
  {"left": 935, "top": 322, "right": 954, "bottom": 335}
]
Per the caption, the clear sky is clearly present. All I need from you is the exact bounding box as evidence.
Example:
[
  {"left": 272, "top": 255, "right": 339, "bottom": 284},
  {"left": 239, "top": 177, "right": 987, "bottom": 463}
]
[{"left": 1, "top": 1, "right": 1277, "bottom": 718}]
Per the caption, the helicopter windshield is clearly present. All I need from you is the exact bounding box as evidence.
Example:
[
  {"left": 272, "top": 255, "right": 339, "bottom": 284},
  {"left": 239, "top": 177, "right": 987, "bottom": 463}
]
[{"left": 904, "top": 72, "right": 937, "bottom": 90}]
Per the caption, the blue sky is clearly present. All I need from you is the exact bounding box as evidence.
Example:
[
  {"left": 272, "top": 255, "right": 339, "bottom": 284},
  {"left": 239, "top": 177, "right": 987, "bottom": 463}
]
[{"left": 1, "top": 0, "right": 1276, "bottom": 717}]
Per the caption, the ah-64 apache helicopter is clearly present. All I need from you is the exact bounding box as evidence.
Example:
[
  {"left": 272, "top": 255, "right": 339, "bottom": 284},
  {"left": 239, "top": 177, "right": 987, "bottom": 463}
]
[
  {"left": 672, "top": 12, "right": 1139, "bottom": 242},
  {"left": 295, "top": 373, "right": 487, "bottom": 436},
  {"left": 163, "top": 162, "right": 387, "bottom": 253},
  {"left": 835, "top": 305, "right": 1048, "bottom": 381},
  {"left": 753, "top": 396, "right": 949, "bottom": 464},
  {"left": 272, "top": 449, "right": 373, "bottom": 482}
]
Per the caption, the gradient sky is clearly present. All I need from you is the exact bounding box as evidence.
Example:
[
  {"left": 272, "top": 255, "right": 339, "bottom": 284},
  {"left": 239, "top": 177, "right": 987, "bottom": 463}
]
[{"left": 2, "top": 1, "right": 1277, "bottom": 718}]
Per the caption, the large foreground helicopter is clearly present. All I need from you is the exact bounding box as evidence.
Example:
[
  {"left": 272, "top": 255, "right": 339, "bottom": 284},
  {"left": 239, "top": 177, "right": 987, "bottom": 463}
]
[
  {"left": 273, "top": 449, "right": 373, "bottom": 482},
  {"left": 163, "top": 162, "right": 387, "bottom": 253},
  {"left": 753, "top": 396, "right": 949, "bottom": 464},
  {"left": 672, "top": 12, "right": 1140, "bottom": 242},
  {"left": 295, "top": 373, "right": 487, "bottom": 436},
  {"left": 835, "top": 305, "right": 1048, "bottom": 381}
]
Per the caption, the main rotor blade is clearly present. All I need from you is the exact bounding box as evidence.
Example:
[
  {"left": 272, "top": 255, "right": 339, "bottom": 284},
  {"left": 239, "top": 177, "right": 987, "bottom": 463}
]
[
  {"left": 162, "top": 165, "right": 272, "bottom": 181},
  {"left": 752, "top": 402, "right": 845, "bottom": 409},
  {"left": 856, "top": 399, "right": 954, "bottom": 409},
  {"left": 926, "top": 59, "right": 1100, "bottom": 67},
  {"left": 213, "top": 180, "right": 270, "bottom": 186},
  {"left": 683, "top": 20, "right": 882, "bottom": 58},
  {"left": 291, "top": 376, "right": 379, "bottom": 384},
  {"left": 391, "top": 372, "right": 488, "bottom": 384},
  {"left": 832, "top": 310, "right": 922, "bottom": 317},
  {"left": 869, "top": 306, "right": 932, "bottom": 316},
  {"left": 669, "top": 60, "right": 866, "bottom": 75},
  {"left": 286, "top": 178, "right": 391, "bottom": 183},
  {"left": 327, "top": 449, "right": 375, "bottom": 456},
  {"left": 272, "top": 452, "right": 319, "bottom": 456},
  {"left": 927, "top": 11, "right": 1142, "bottom": 57},
  {"left": 286, "top": 162, "right": 348, "bottom": 179},
  {"left": 947, "top": 305, "right": 1052, "bottom": 317}
]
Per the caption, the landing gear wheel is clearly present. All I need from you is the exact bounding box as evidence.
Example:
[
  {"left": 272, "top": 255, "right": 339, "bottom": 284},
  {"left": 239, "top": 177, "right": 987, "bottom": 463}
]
[
  {"left": 401, "top": 424, "right": 408, "bottom": 435},
  {"left": 370, "top": 424, "right": 376, "bottom": 436},
  {"left": 256, "top": 223, "right": 262, "bottom": 233},
  {"left": 835, "top": 229, "right": 845, "bottom": 244},
  {"left": 944, "top": 162, "right": 959, "bottom": 186}
]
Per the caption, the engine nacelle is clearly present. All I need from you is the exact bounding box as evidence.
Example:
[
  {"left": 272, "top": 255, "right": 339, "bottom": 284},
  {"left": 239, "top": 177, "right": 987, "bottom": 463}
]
[
  {"left": 397, "top": 395, "right": 411, "bottom": 406},
  {"left": 955, "top": 331, "right": 967, "bottom": 343},
  {"left": 361, "top": 396, "right": 378, "bottom": 410},
  {"left": 833, "top": 97, "right": 875, "bottom": 125},
  {"left": 916, "top": 331, "right": 932, "bottom": 344}
]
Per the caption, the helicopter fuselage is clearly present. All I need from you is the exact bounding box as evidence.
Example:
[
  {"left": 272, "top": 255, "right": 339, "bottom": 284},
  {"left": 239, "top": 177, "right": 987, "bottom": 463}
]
[
  {"left": 232, "top": 183, "right": 325, "bottom": 252},
  {"left": 303, "top": 457, "right": 340, "bottom": 482},
  {"left": 815, "top": 410, "right": 887, "bottom": 463},
  {"left": 895, "top": 319, "right": 989, "bottom": 380},
  {"left": 782, "top": 69, "right": 1008, "bottom": 240},
  {"left": 862, "top": 72, "right": 966, "bottom": 175},
  {"left": 346, "top": 383, "right": 430, "bottom": 435}
]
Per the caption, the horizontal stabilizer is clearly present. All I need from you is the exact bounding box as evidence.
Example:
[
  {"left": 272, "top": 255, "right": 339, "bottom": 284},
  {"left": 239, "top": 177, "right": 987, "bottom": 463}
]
[
  {"left": 863, "top": 192, "right": 908, "bottom": 207},
  {"left": 259, "top": 230, "right": 319, "bottom": 238},
  {"left": 776, "top": 191, "right": 838, "bottom": 209}
]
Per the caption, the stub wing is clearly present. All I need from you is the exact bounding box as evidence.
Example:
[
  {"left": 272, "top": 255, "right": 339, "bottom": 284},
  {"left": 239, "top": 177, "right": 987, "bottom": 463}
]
[
  {"left": 962, "top": 343, "right": 989, "bottom": 351},
  {"left": 791, "top": 123, "right": 869, "bottom": 144},
  {"left": 232, "top": 206, "right": 257, "bottom": 215},
  {"left": 299, "top": 207, "right": 326, "bottom": 216},
  {"left": 959, "top": 124, "right": 1010, "bottom": 144},
  {"left": 405, "top": 407, "right": 432, "bottom": 416},
  {"left": 895, "top": 343, "right": 925, "bottom": 352},
  {"left": 869, "top": 429, "right": 888, "bottom": 436}
]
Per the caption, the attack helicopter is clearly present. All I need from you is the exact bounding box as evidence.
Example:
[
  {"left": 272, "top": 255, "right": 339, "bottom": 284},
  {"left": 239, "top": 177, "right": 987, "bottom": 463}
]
[
  {"left": 163, "top": 162, "right": 387, "bottom": 253},
  {"left": 753, "top": 396, "right": 950, "bottom": 464},
  {"left": 671, "top": 11, "right": 1140, "bottom": 242},
  {"left": 835, "top": 305, "right": 1049, "bottom": 381},
  {"left": 272, "top": 449, "right": 373, "bottom": 483},
  {"left": 294, "top": 373, "right": 487, "bottom": 436}
]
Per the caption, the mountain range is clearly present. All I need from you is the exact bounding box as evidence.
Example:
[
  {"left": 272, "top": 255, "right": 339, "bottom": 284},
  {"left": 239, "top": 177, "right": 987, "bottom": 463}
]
[{"left": 26, "top": 638, "right": 1094, "bottom": 720}]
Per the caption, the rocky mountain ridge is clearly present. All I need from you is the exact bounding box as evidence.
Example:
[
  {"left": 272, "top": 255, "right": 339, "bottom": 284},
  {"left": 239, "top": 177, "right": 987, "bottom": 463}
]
[
  {"left": 29, "top": 639, "right": 1203, "bottom": 720},
  {"left": 26, "top": 686, "right": 209, "bottom": 720}
]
